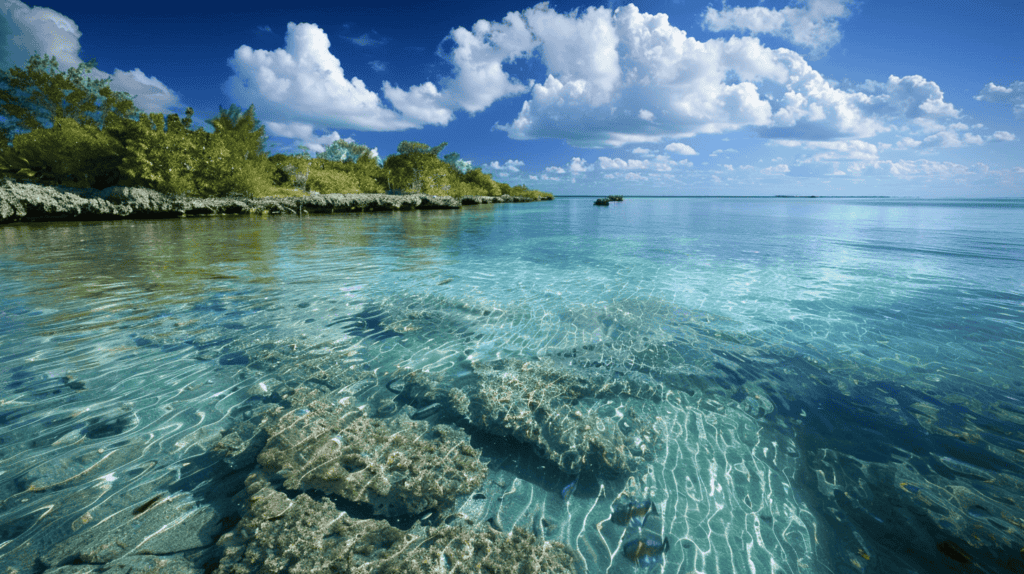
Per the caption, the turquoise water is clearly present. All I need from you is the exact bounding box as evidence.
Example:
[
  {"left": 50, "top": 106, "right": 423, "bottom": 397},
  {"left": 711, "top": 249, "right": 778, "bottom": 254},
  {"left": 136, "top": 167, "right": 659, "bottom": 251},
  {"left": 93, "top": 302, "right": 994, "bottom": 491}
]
[{"left": 1, "top": 197, "right": 1022, "bottom": 573}]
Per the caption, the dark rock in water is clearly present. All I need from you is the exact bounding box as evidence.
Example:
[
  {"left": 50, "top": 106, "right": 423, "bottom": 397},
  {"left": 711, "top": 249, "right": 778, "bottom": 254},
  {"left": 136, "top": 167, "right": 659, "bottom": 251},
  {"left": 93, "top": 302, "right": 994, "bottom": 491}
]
[
  {"left": 214, "top": 474, "right": 582, "bottom": 574},
  {"left": 594, "top": 197, "right": 610, "bottom": 206},
  {"left": 398, "top": 358, "right": 662, "bottom": 477},
  {"left": 255, "top": 387, "right": 487, "bottom": 517}
]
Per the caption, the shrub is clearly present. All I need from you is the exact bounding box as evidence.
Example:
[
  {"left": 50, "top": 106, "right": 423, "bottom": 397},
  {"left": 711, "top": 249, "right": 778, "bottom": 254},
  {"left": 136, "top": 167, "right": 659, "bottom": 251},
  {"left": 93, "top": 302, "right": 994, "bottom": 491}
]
[
  {"left": 306, "top": 168, "right": 362, "bottom": 194},
  {"left": 0, "top": 117, "right": 125, "bottom": 189}
]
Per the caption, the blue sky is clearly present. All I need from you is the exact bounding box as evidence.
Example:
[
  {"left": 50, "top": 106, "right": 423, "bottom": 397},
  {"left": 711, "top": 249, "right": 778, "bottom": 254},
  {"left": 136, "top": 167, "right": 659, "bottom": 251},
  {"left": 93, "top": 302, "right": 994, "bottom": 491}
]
[{"left": 1, "top": 0, "right": 1021, "bottom": 196}]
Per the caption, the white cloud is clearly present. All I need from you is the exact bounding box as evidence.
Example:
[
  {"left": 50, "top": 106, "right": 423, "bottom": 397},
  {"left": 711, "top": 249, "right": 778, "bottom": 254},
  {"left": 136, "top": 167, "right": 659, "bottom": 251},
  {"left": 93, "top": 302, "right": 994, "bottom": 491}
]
[
  {"left": 497, "top": 4, "right": 910, "bottom": 146},
  {"left": 860, "top": 75, "right": 959, "bottom": 120},
  {"left": 227, "top": 16, "right": 540, "bottom": 135},
  {"left": 545, "top": 166, "right": 567, "bottom": 173},
  {"left": 631, "top": 147, "right": 652, "bottom": 155},
  {"left": 778, "top": 139, "right": 878, "bottom": 161},
  {"left": 709, "top": 148, "right": 737, "bottom": 156},
  {"left": 346, "top": 33, "right": 386, "bottom": 47},
  {"left": 894, "top": 136, "right": 922, "bottom": 150},
  {"left": 569, "top": 157, "right": 593, "bottom": 173},
  {"left": 703, "top": 0, "right": 854, "bottom": 56},
  {"left": 762, "top": 163, "right": 790, "bottom": 175},
  {"left": 382, "top": 81, "right": 454, "bottom": 125},
  {"left": 849, "top": 159, "right": 974, "bottom": 180},
  {"left": 225, "top": 23, "right": 417, "bottom": 131},
  {"left": 976, "top": 81, "right": 1024, "bottom": 118},
  {"left": 665, "top": 142, "right": 698, "bottom": 155},
  {"left": 0, "top": 0, "right": 181, "bottom": 115},
  {"left": 598, "top": 157, "right": 650, "bottom": 170},
  {"left": 486, "top": 159, "right": 525, "bottom": 172},
  {"left": 639, "top": 109, "right": 654, "bottom": 120},
  {"left": 435, "top": 12, "right": 536, "bottom": 113},
  {"left": 990, "top": 131, "right": 1015, "bottom": 142}
]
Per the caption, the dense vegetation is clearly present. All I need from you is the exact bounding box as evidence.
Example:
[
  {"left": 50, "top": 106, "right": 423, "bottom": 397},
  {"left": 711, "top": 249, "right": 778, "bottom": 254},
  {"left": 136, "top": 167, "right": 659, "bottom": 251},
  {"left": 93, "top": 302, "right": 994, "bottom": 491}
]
[{"left": 0, "top": 54, "right": 552, "bottom": 200}]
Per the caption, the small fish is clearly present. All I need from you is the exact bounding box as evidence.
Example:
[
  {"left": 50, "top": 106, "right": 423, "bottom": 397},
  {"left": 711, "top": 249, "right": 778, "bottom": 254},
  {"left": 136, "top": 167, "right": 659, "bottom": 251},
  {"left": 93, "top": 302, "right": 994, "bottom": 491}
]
[
  {"left": 561, "top": 477, "right": 579, "bottom": 500},
  {"left": 611, "top": 498, "right": 658, "bottom": 528},
  {"left": 622, "top": 535, "right": 670, "bottom": 567}
]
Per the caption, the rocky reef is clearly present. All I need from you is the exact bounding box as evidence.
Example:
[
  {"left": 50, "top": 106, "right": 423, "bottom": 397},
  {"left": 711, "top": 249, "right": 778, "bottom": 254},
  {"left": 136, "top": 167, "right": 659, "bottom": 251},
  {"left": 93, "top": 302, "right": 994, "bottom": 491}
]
[
  {"left": 209, "top": 385, "right": 581, "bottom": 574},
  {"left": 397, "top": 357, "right": 663, "bottom": 477},
  {"left": 215, "top": 472, "right": 580, "bottom": 574},
  {"left": 255, "top": 387, "right": 487, "bottom": 517},
  {"left": 0, "top": 179, "right": 550, "bottom": 225}
]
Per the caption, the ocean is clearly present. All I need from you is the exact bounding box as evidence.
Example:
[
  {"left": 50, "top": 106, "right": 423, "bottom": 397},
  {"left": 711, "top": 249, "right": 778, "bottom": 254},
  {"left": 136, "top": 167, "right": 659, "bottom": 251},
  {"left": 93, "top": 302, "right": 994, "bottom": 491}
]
[{"left": 1, "top": 196, "right": 1022, "bottom": 573}]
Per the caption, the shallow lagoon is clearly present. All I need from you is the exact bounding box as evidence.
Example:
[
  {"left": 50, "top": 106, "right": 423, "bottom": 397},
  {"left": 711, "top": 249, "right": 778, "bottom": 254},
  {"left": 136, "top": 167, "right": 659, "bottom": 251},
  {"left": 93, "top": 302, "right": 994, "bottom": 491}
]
[{"left": 1, "top": 197, "right": 1022, "bottom": 573}]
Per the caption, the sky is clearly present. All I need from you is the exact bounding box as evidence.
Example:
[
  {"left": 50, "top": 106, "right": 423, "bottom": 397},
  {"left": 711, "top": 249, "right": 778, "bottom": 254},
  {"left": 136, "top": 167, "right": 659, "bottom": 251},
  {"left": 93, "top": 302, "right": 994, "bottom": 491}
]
[{"left": 0, "top": 0, "right": 1021, "bottom": 196}]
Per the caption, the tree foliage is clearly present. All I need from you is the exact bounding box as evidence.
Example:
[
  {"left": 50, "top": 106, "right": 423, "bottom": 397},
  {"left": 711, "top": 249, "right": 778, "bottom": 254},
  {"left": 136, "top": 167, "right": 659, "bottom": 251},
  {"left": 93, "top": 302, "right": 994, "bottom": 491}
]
[
  {"left": 204, "top": 103, "right": 270, "bottom": 163},
  {"left": 0, "top": 52, "right": 548, "bottom": 200},
  {"left": 383, "top": 141, "right": 457, "bottom": 194},
  {"left": 107, "top": 108, "right": 272, "bottom": 197},
  {"left": 0, "top": 116, "right": 125, "bottom": 189},
  {"left": 0, "top": 53, "right": 142, "bottom": 146}
]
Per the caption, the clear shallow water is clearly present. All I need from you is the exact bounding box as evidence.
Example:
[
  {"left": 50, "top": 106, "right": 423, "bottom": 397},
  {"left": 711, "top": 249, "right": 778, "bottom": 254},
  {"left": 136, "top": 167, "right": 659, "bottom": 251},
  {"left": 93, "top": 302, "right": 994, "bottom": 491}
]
[{"left": 1, "top": 197, "right": 1022, "bottom": 573}]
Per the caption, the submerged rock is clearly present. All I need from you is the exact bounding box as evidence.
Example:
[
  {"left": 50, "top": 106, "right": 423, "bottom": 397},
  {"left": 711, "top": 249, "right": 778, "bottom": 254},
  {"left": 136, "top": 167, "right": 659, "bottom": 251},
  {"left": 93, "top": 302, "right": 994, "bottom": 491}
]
[
  {"left": 256, "top": 387, "right": 487, "bottom": 517},
  {"left": 215, "top": 474, "right": 580, "bottom": 574},
  {"left": 400, "top": 358, "right": 662, "bottom": 477}
]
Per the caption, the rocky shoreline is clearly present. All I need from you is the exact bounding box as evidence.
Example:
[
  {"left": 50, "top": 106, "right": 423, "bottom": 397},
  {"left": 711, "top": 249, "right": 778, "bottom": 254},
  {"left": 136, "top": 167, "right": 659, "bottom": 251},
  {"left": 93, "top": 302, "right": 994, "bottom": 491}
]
[{"left": 0, "top": 179, "right": 551, "bottom": 225}]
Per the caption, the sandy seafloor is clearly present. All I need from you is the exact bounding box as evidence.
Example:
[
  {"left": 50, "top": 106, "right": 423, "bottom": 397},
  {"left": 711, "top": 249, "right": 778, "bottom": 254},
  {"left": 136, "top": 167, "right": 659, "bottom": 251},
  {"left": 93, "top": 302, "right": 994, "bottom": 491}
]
[{"left": 1, "top": 196, "right": 1022, "bottom": 574}]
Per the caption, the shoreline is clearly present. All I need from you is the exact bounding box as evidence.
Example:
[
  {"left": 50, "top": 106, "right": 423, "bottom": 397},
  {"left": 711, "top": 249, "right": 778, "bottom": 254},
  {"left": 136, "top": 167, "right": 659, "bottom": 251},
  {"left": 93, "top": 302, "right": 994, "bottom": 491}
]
[{"left": 0, "top": 179, "right": 551, "bottom": 225}]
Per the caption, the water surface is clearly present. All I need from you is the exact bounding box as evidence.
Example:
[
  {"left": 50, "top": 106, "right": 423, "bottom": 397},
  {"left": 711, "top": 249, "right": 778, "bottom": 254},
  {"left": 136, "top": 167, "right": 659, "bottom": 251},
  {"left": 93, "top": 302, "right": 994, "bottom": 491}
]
[{"left": 2, "top": 197, "right": 1022, "bottom": 573}]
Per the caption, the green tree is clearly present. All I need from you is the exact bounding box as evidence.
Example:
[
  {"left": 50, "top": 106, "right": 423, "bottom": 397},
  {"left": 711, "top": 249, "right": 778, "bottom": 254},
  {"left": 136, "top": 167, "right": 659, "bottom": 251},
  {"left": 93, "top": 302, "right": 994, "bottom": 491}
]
[
  {"left": 383, "top": 141, "right": 456, "bottom": 194},
  {"left": 460, "top": 167, "right": 500, "bottom": 196},
  {"left": 204, "top": 103, "right": 270, "bottom": 163},
  {"left": 111, "top": 108, "right": 272, "bottom": 198},
  {"left": 0, "top": 116, "right": 125, "bottom": 189},
  {"left": 0, "top": 53, "right": 142, "bottom": 146}
]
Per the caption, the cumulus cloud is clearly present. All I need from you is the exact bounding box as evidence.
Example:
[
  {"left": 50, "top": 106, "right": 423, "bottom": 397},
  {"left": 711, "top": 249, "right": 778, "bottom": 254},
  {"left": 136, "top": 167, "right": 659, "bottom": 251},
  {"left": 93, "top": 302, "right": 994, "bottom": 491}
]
[
  {"left": 494, "top": 4, "right": 925, "bottom": 146},
  {"left": 762, "top": 163, "right": 790, "bottom": 175},
  {"left": 0, "top": 0, "right": 181, "bottom": 115},
  {"left": 569, "top": 157, "right": 593, "bottom": 173},
  {"left": 226, "top": 15, "right": 541, "bottom": 135},
  {"left": 703, "top": 0, "right": 854, "bottom": 56},
  {"left": 486, "top": 159, "right": 525, "bottom": 172},
  {"left": 598, "top": 157, "right": 650, "bottom": 170},
  {"left": 665, "top": 142, "right": 698, "bottom": 155},
  {"left": 989, "top": 131, "right": 1015, "bottom": 142},
  {"left": 224, "top": 23, "right": 418, "bottom": 132},
  {"left": 976, "top": 81, "right": 1024, "bottom": 118},
  {"left": 860, "top": 75, "right": 959, "bottom": 120}
]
